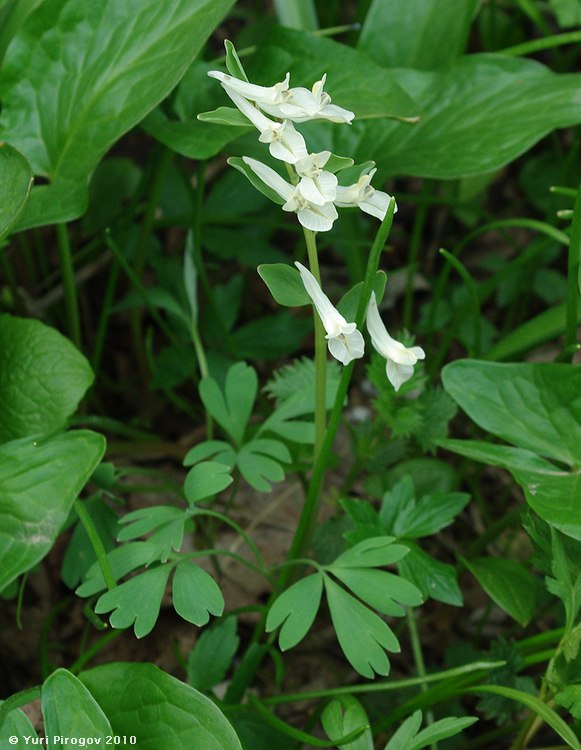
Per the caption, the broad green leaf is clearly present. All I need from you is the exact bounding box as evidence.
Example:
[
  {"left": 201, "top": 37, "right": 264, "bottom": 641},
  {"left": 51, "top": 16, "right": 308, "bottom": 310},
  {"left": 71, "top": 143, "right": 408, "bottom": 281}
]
[
  {"left": 188, "top": 616, "right": 240, "bottom": 692},
  {"left": 0, "top": 703, "right": 37, "bottom": 745},
  {"left": 258, "top": 264, "right": 311, "bottom": 307},
  {"left": 0, "top": 0, "right": 236, "bottom": 229},
  {"left": 470, "top": 684, "right": 581, "bottom": 749},
  {"left": 549, "top": 0, "right": 581, "bottom": 27},
  {"left": 198, "top": 106, "right": 251, "bottom": 127},
  {"left": 249, "top": 26, "right": 419, "bottom": 120},
  {"left": 442, "top": 361, "right": 581, "bottom": 466},
  {"left": 95, "top": 564, "right": 172, "bottom": 638},
  {"left": 392, "top": 491, "right": 470, "bottom": 539},
  {"left": 440, "top": 439, "right": 581, "bottom": 541},
  {"left": 398, "top": 543, "right": 463, "bottom": 606},
  {"left": 172, "top": 559, "right": 224, "bottom": 626},
  {"left": 0, "top": 314, "right": 94, "bottom": 443},
  {"left": 463, "top": 557, "right": 540, "bottom": 626},
  {"left": 80, "top": 663, "right": 243, "bottom": 750},
  {"left": 0, "top": 430, "right": 105, "bottom": 591},
  {"left": 42, "top": 669, "right": 112, "bottom": 748},
  {"left": 76, "top": 541, "right": 158, "bottom": 597},
  {"left": 362, "top": 56, "right": 581, "bottom": 179},
  {"left": 266, "top": 573, "right": 323, "bottom": 650},
  {"left": 0, "top": 142, "right": 32, "bottom": 240},
  {"left": 325, "top": 577, "right": 400, "bottom": 678},
  {"left": 225, "top": 362, "right": 258, "bottom": 445},
  {"left": 358, "top": 0, "right": 479, "bottom": 69},
  {"left": 0, "top": 0, "right": 43, "bottom": 67},
  {"left": 230, "top": 313, "right": 312, "bottom": 361},
  {"left": 331, "top": 537, "right": 408, "bottom": 569},
  {"left": 184, "top": 461, "right": 234, "bottom": 505},
  {"left": 322, "top": 697, "right": 373, "bottom": 750},
  {"left": 331, "top": 568, "right": 423, "bottom": 616}
]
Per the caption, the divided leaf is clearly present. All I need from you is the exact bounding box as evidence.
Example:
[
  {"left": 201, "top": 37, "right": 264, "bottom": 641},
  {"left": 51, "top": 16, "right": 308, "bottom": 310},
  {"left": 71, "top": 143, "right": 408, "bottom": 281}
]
[
  {"left": 172, "top": 559, "right": 224, "bottom": 627},
  {"left": 266, "top": 573, "right": 323, "bottom": 651},
  {"left": 188, "top": 616, "right": 240, "bottom": 692},
  {"left": 184, "top": 461, "right": 233, "bottom": 505},
  {"left": 321, "top": 697, "right": 373, "bottom": 750}
]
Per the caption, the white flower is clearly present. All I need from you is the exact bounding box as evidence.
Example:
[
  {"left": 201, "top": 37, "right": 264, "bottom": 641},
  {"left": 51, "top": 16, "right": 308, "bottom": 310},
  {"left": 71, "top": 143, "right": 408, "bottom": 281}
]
[
  {"left": 335, "top": 168, "right": 396, "bottom": 220},
  {"left": 242, "top": 157, "right": 338, "bottom": 232},
  {"left": 262, "top": 74, "right": 355, "bottom": 124},
  {"left": 224, "top": 89, "right": 308, "bottom": 164},
  {"left": 366, "top": 292, "right": 425, "bottom": 391},
  {"left": 208, "top": 70, "right": 292, "bottom": 108},
  {"left": 295, "top": 262, "right": 365, "bottom": 365},
  {"left": 295, "top": 151, "right": 338, "bottom": 205}
]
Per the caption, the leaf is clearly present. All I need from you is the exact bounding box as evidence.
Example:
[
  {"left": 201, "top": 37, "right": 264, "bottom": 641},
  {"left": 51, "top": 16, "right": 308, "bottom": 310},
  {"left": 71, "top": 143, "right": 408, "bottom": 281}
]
[
  {"left": 393, "top": 491, "right": 470, "bottom": 539},
  {"left": 227, "top": 157, "right": 286, "bottom": 206},
  {"left": 358, "top": 0, "right": 479, "bottom": 70},
  {"left": 0, "top": 314, "right": 94, "bottom": 443},
  {"left": 184, "top": 461, "right": 233, "bottom": 506},
  {"left": 117, "top": 506, "right": 186, "bottom": 562},
  {"left": 361, "top": 55, "right": 581, "bottom": 179},
  {"left": 199, "top": 362, "right": 257, "bottom": 445},
  {"left": 0, "top": 0, "right": 236, "bottom": 229},
  {"left": 42, "top": 669, "right": 112, "bottom": 745},
  {"left": 398, "top": 543, "right": 463, "bottom": 606},
  {"left": 172, "top": 559, "right": 224, "bottom": 627},
  {"left": 331, "top": 537, "right": 409, "bottom": 569},
  {"left": 237, "top": 438, "right": 291, "bottom": 492},
  {"left": 224, "top": 39, "right": 249, "bottom": 81},
  {"left": 79, "top": 662, "right": 243, "bottom": 750},
  {"left": 0, "top": 430, "right": 105, "bottom": 591},
  {"left": 407, "top": 716, "right": 479, "bottom": 750},
  {"left": 266, "top": 573, "right": 323, "bottom": 651},
  {"left": 0, "top": 141, "right": 32, "bottom": 240},
  {"left": 264, "top": 357, "right": 342, "bottom": 405},
  {"left": 325, "top": 577, "right": 399, "bottom": 678},
  {"left": 183, "top": 440, "right": 236, "bottom": 468},
  {"left": 336, "top": 271, "right": 387, "bottom": 322},
  {"left": 230, "top": 313, "right": 312, "bottom": 361},
  {"left": 330, "top": 568, "right": 423, "bottom": 616},
  {"left": 76, "top": 541, "right": 158, "bottom": 597},
  {"left": 470, "top": 684, "right": 581, "bottom": 749},
  {"left": 0, "top": 703, "right": 37, "bottom": 745},
  {"left": 258, "top": 264, "right": 311, "bottom": 307},
  {"left": 94, "top": 564, "right": 172, "bottom": 638},
  {"left": 321, "top": 697, "right": 373, "bottom": 750},
  {"left": 384, "top": 710, "right": 423, "bottom": 750},
  {"left": 555, "top": 685, "right": 581, "bottom": 720},
  {"left": 464, "top": 557, "right": 540, "bottom": 626},
  {"left": 187, "top": 616, "right": 240, "bottom": 692},
  {"left": 198, "top": 106, "right": 251, "bottom": 127}
]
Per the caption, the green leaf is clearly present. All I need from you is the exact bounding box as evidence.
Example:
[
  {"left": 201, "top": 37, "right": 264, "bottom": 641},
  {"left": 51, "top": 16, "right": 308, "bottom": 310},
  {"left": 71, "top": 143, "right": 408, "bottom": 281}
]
[
  {"left": 331, "top": 537, "right": 409, "bottom": 569},
  {"left": 199, "top": 362, "right": 257, "bottom": 445},
  {"left": 398, "top": 543, "right": 463, "bottom": 606},
  {"left": 172, "top": 560, "right": 224, "bottom": 626},
  {"left": 384, "top": 710, "right": 477, "bottom": 750},
  {"left": 384, "top": 710, "right": 422, "bottom": 750},
  {"left": 0, "top": 141, "right": 32, "bottom": 240},
  {"left": 469, "top": 684, "right": 581, "bottom": 749},
  {"left": 79, "top": 662, "right": 243, "bottom": 750},
  {"left": 358, "top": 0, "right": 478, "bottom": 69},
  {"left": 463, "top": 557, "right": 540, "bottom": 626},
  {"left": 117, "top": 506, "right": 185, "bottom": 562},
  {"left": 0, "top": 703, "right": 37, "bottom": 745},
  {"left": 42, "top": 669, "right": 112, "bottom": 746},
  {"left": 0, "top": 0, "right": 236, "bottom": 229},
  {"left": 258, "top": 264, "right": 311, "bottom": 307},
  {"left": 224, "top": 39, "right": 249, "bottom": 82},
  {"left": 392, "top": 491, "right": 470, "bottom": 539},
  {"left": 0, "top": 430, "right": 105, "bottom": 591},
  {"left": 76, "top": 541, "right": 158, "bottom": 597},
  {"left": 187, "top": 616, "right": 240, "bottom": 692},
  {"left": 336, "top": 271, "right": 387, "bottom": 322},
  {"left": 322, "top": 697, "right": 373, "bottom": 750},
  {"left": 227, "top": 157, "right": 286, "bottom": 206},
  {"left": 0, "top": 314, "right": 94, "bottom": 443},
  {"left": 331, "top": 568, "right": 423, "bottom": 616},
  {"left": 266, "top": 573, "right": 323, "bottom": 651},
  {"left": 183, "top": 440, "right": 236, "bottom": 467},
  {"left": 237, "top": 438, "right": 291, "bottom": 492},
  {"left": 184, "top": 461, "right": 233, "bottom": 506},
  {"left": 325, "top": 577, "right": 399, "bottom": 678},
  {"left": 94, "top": 564, "right": 172, "bottom": 638},
  {"left": 198, "top": 105, "right": 251, "bottom": 127},
  {"left": 555, "top": 685, "right": 581, "bottom": 720}
]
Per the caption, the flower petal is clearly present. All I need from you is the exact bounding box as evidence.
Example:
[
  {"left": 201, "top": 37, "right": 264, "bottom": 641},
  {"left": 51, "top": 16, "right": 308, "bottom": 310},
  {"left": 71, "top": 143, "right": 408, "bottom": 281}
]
[
  {"left": 296, "top": 202, "right": 338, "bottom": 232},
  {"left": 242, "top": 157, "right": 294, "bottom": 202}
]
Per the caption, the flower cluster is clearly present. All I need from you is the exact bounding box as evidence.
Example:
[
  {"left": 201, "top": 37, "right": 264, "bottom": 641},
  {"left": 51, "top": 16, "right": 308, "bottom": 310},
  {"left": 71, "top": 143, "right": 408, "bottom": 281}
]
[
  {"left": 207, "top": 68, "right": 395, "bottom": 233},
  {"left": 206, "top": 58, "right": 423, "bottom": 389},
  {"left": 295, "top": 263, "right": 425, "bottom": 390}
]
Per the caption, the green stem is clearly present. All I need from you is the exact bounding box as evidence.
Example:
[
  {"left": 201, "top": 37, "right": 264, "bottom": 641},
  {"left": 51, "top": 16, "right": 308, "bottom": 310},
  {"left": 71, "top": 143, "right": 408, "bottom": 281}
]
[
  {"left": 56, "top": 223, "right": 81, "bottom": 349},
  {"left": 406, "top": 607, "right": 437, "bottom": 748},
  {"left": 303, "top": 227, "right": 327, "bottom": 462},
  {"left": 439, "top": 247, "right": 481, "bottom": 356},
  {"left": 403, "top": 181, "right": 430, "bottom": 329},
  {"left": 90, "top": 252, "right": 120, "bottom": 374},
  {"left": 501, "top": 30, "right": 581, "bottom": 57},
  {"left": 565, "top": 181, "right": 581, "bottom": 355},
  {"left": 68, "top": 629, "right": 122, "bottom": 674},
  {"left": 74, "top": 499, "right": 116, "bottom": 591}
]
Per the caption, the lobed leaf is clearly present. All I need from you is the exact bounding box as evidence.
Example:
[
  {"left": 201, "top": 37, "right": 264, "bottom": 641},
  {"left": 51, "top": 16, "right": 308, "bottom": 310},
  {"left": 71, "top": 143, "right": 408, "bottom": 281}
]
[
  {"left": 266, "top": 573, "right": 323, "bottom": 651},
  {"left": 172, "top": 559, "right": 224, "bottom": 627},
  {"left": 184, "top": 461, "right": 233, "bottom": 506}
]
